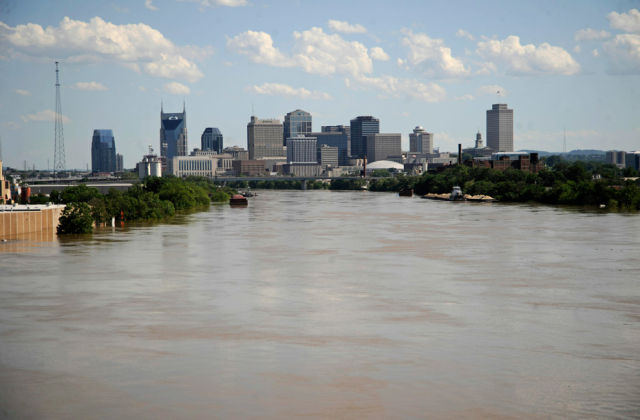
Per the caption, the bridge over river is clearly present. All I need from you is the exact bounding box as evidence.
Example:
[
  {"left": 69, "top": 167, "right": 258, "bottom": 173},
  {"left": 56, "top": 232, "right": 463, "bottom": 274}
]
[{"left": 26, "top": 176, "right": 374, "bottom": 194}]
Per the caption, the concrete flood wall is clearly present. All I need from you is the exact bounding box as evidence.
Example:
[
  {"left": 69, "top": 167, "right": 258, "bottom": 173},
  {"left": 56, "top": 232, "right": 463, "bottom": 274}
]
[{"left": 0, "top": 205, "right": 65, "bottom": 240}]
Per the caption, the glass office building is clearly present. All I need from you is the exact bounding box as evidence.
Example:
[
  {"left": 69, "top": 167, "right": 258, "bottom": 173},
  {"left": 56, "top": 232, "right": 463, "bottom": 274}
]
[
  {"left": 160, "top": 105, "right": 188, "bottom": 173},
  {"left": 283, "top": 109, "right": 312, "bottom": 146},
  {"left": 91, "top": 129, "right": 116, "bottom": 173},
  {"left": 201, "top": 127, "right": 223, "bottom": 154},
  {"left": 350, "top": 116, "right": 379, "bottom": 159}
]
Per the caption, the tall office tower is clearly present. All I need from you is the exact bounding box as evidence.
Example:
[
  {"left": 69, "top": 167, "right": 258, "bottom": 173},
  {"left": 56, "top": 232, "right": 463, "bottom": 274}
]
[
  {"left": 116, "top": 153, "right": 124, "bottom": 172},
  {"left": 160, "top": 103, "right": 188, "bottom": 173},
  {"left": 91, "top": 129, "right": 117, "bottom": 173},
  {"left": 306, "top": 127, "right": 350, "bottom": 166},
  {"left": 247, "top": 116, "right": 284, "bottom": 160},
  {"left": 365, "top": 133, "right": 401, "bottom": 163},
  {"left": 350, "top": 116, "right": 379, "bottom": 159},
  {"left": 409, "top": 126, "right": 433, "bottom": 154},
  {"left": 486, "top": 104, "right": 513, "bottom": 152},
  {"left": 318, "top": 145, "right": 339, "bottom": 168},
  {"left": 475, "top": 131, "right": 483, "bottom": 148},
  {"left": 283, "top": 109, "right": 312, "bottom": 146},
  {"left": 201, "top": 127, "right": 223, "bottom": 154},
  {"left": 286, "top": 136, "right": 317, "bottom": 163}
]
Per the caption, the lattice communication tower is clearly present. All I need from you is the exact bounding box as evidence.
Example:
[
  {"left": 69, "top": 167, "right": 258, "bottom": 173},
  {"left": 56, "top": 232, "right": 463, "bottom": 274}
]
[{"left": 53, "top": 61, "right": 66, "bottom": 175}]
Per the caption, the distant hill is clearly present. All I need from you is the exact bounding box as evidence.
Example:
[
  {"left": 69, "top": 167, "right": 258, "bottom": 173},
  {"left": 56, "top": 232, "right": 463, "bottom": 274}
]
[{"left": 566, "top": 149, "right": 606, "bottom": 156}]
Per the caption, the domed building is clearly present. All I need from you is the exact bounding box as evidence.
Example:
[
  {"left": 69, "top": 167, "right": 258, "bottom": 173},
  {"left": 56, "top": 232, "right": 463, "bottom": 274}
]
[{"left": 365, "top": 160, "right": 404, "bottom": 174}]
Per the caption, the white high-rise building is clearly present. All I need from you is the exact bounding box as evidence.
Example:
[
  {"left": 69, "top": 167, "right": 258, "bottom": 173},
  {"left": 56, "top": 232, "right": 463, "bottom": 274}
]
[
  {"left": 409, "top": 126, "right": 433, "bottom": 154},
  {"left": 486, "top": 104, "right": 513, "bottom": 152},
  {"left": 247, "top": 116, "right": 285, "bottom": 160}
]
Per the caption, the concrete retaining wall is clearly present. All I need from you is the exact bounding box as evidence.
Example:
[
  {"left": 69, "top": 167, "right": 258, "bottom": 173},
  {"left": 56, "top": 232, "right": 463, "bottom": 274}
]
[{"left": 0, "top": 205, "right": 65, "bottom": 240}]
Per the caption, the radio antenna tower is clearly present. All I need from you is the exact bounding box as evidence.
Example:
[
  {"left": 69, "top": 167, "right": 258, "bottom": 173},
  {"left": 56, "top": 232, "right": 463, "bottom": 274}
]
[
  {"left": 563, "top": 127, "right": 567, "bottom": 154},
  {"left": 53, "top": 61, "right": 66, "bottom": 176}
]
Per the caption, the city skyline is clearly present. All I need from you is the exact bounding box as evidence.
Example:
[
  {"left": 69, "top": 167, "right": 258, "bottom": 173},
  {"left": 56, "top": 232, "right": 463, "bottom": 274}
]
[{"left": 0, "top": 0, "right": 639, "bottom": 169}]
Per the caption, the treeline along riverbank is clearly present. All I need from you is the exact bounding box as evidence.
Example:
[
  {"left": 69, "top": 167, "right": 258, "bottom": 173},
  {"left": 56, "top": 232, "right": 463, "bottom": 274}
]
[
  {"left": 50, "top": 159, "right": 640, "bottom": 234},
  {"left": 51, "top": 177, "right": 235, "bottom": 234},
  {"left": 341, "top": 159, "right": 640, "bottom": 210}
]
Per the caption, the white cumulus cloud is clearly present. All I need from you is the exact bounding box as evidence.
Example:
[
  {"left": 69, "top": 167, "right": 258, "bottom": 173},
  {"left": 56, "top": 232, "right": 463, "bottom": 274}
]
[
  {"left": 476, "top": 35, "right": 580, "bottom": 75},
  {"left": 608, "top": 9, "right": 640, "bottom": 33},
  {"left": 327, "top": 20, "right": 367, "bottom": 34},
  {"left": 370, "top": 46, "right": 389, "bottom": 61},
  {"left": 246, "top": 82, "right": 331, "bottom": 100},
  {"left": 20, "top": 109, "right": 70, "bottom": 123},
  {"left": 228, "top": 27, "right": 373, "bottom": 77},
  {"left": 456, "top": 29, "right": 474, "bottom": 41},
  {"left": 351, "top": 74, "right": 447, "bottom": 102},
  {"left": 574, "top": 28, "right": 610, "bottom": 41},
  {"left": 226, "top": 30, "right": 293, "bottom": 67},
  {"left": 144, "top": 0, "right": 158, "bottom": 11},
  {"left": 164, "top": 81, "right": 191, "bottom": 95},
  {"left": 72, "top": 81, "right": 107, "bottom": 91},
  {"left": 15, "top": 88, "right": 30, "bottom": 96},
  {"left": 603, "top": 33, "right": 640, "bottom": 74},
  {"left": 292, "top": 27, "right": 373, "bottom": 76},
  {"left": 401, "top": 30, "right": 469, "bottom": 78},
  {"left": 0, "top": 17, "right": 205, "bottom": 82}
]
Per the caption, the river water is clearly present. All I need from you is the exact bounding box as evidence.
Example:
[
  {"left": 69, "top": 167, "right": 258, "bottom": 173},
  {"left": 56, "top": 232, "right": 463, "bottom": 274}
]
[{"left": 1, "top": 190, "right": 639, "bottom": 419}]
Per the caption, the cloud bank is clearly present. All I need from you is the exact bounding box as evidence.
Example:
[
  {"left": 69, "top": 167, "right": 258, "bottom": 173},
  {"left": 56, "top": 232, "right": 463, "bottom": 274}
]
[{"left": 0, "top": 17, "right": 205, "bottom": 82}]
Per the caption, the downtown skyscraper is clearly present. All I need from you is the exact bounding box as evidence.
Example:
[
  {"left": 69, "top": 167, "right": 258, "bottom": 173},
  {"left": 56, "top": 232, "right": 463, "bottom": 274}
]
[
  {"left": 247, "top": 116, "right": 284, "bottom": 160},
  {"left": 91, "top": 129, "right": 116, "bottom": 173},
  {"left": 160, "top": 103, "right": 188, "bottom": 173},
  {"left": 283, "top": 109, "right": 312, "bottom": 146},
  {"left": 350, "top": 116, "right": 379, "bottom": 159},
  {"left": 486, "top": 104, "right": 513, "bottom": 152}
]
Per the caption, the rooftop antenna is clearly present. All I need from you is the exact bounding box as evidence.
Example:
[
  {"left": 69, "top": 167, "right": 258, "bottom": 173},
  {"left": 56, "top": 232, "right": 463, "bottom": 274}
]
[
  {"left": 251, "top": 102, "right": 255, "bottom": 117},
  {"left": 563, "top": 127, "right": 567, "bottom": 154},
  {"left": 0, "top": 136, "right": 3, "bottom": 161},
  {"left": 53, "top": 61, "right": 66, "bottom": 176}
]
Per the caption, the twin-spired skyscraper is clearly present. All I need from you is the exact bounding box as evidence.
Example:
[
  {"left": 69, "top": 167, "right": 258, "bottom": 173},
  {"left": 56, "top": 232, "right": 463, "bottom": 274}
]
[
  {"left": 486, "top": 104, "right": 514, "bottom": 152},
  {"left": 160, "top": 104, "right": 188, "bottom": 173}
]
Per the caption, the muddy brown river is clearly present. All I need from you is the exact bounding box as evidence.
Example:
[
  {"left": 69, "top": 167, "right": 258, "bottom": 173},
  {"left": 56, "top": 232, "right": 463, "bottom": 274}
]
[{"left": 1, "top": 190, "right": 639, "bottom": 419}]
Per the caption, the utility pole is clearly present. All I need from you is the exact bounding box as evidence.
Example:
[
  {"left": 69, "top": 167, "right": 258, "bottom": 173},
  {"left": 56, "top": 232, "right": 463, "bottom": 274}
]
[{"left": 53, "top": 61, "right": 66, "bottom": 176}]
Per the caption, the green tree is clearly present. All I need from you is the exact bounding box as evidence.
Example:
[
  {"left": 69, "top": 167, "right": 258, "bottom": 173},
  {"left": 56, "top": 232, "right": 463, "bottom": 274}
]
[
  {"left": 59, "top": 184, "right": 101, "bottom": 204},
  {"left": 57, "top": 202, "right": 94, "bottom": 234}
]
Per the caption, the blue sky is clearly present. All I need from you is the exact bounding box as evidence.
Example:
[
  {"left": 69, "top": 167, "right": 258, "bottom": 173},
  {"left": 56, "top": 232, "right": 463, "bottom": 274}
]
[{"left": 0, "top": 0, "right": 639, "bottom": 169}]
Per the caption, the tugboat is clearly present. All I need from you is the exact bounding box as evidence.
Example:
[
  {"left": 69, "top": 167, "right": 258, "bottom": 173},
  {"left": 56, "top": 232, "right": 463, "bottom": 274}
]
[
  {"left": 229, "top": 194, "right": 248, "bottom": 206},
  {"left": 449, "top": 186, "right": 465, "bottom": 201},
  {"left": 241, "top": 187, "right": 256, "bottom": 198}
]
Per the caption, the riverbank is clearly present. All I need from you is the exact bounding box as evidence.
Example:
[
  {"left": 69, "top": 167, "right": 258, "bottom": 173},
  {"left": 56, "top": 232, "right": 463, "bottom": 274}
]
[
  {"left": 50, "top": 176, "right": 235, "bottom": 234},
  {"left": 333, "top": 162, "right": 640, "bottom": 211}
]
